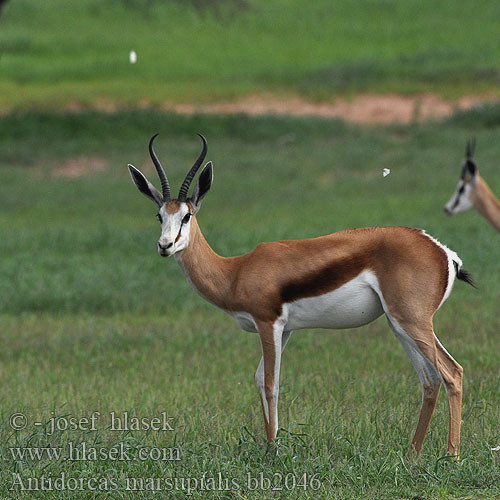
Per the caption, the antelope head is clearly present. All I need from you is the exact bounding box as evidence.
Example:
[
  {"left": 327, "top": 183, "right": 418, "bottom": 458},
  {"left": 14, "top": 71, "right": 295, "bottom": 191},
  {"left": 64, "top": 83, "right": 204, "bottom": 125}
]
[
  {"left": 128, "top": 134, "right": 213, "bottom": 257},
  {"left": 444, "top": 138, "right": 478, "bottom": 216}
]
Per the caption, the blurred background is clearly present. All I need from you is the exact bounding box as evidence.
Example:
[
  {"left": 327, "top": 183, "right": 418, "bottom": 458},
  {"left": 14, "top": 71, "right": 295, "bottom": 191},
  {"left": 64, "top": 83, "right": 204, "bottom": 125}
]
[
  {"left": 1, "top": 0, "right": 500, "bottom": 109},
  {"left": 0, "top": 1, "right": 499, "bottom": 499}
]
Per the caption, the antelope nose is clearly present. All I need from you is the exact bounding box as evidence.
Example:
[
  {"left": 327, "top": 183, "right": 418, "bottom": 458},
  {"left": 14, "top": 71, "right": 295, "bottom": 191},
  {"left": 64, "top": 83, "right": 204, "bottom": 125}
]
[
  {"left": 158, "top": 242, "right": 173, "bottom": 250},
  {"left": 444, "top": 207, "right": 451, "bottom": 215}
]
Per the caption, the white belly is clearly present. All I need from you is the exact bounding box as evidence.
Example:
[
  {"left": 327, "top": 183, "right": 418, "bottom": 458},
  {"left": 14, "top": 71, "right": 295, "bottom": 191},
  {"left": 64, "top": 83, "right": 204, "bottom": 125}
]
[
  {"left": 226, "top": 271, "right": 384, "bottom": 333},
  {"left": 284, "top": 270, "right": 384, "bottom": 330}
]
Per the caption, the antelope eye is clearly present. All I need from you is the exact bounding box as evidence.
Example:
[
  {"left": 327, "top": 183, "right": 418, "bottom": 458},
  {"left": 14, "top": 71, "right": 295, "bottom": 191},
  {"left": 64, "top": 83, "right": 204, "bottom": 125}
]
[
  {"left": 182, "top": 213, "right": 192, "bottom": 224},
  {"left": 156, "top": 213, "right": 163, "bottom": 224}
]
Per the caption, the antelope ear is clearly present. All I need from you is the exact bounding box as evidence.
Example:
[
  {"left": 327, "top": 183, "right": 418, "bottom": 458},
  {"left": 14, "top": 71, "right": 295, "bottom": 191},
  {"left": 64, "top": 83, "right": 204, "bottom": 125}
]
[
  {"left": 465, "top": 160, "right": 477, "bottom": 177},
  {"left": 461, "top": 159, "right": 477, "bottom": 181},
  {"left": 191, "top": 162, "right": 213, "bottom": 213},
  {"left": 466, "top": 137, "right": 476, "bottom": 159},
  {"left": 128, "top": 164, "right": 163, "bottom": 206}
]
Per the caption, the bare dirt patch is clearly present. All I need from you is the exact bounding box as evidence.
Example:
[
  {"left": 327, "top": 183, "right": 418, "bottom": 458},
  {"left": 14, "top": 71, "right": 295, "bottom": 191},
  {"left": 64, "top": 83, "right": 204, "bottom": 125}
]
[
  {"left": 17, "top": 93, "right": 498, "bottom": 125},
  {"left": 164, "top": 94, "right": 497, "bottom": 124},
  {"left": 52, "top": 156, "right": 109, "bottom": 177}
]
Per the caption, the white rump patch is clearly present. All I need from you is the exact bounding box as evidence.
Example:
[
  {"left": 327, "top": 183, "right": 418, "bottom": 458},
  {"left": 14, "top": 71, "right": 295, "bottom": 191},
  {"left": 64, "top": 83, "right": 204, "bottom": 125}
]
[{"left": 420, "top": 230, "right": 461, "bottom": 309}]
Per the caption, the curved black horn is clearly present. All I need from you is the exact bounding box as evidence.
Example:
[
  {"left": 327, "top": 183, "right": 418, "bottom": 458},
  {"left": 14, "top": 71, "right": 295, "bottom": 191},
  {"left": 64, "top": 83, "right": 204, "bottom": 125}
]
[
  {"left": 466, "top": 137, "right": 476, "bottom": 159},
  {"left": 149, "top": 134, "right": 171, "bottom": 201},
  {"left": 178, "top": 134, "right": 208, "bottom": 201}
]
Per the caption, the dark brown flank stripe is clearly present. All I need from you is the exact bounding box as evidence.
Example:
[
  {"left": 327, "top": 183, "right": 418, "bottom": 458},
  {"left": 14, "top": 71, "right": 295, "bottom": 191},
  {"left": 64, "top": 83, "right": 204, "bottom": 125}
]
[{"left": 280, "top": 255, "right": 369, "bottom": 303}]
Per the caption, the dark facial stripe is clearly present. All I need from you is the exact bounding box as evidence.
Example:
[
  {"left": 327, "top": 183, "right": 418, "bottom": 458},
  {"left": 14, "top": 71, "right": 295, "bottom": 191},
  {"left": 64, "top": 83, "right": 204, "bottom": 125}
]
[
  {"left": 174, "top": 226, "right": 182, "bottom": 244},
  {"left": 174, "top": 212, "right": 192, "bottom": 244}
]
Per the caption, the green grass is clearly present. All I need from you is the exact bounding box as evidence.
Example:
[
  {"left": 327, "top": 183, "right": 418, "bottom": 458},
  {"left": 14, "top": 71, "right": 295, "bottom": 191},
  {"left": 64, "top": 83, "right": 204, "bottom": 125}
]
[
  {"left": 1, "top": 0, "right": 500, "bottom": 109},
  {"left": 0, "top": 109, "right": 500, "bottom": 498}
]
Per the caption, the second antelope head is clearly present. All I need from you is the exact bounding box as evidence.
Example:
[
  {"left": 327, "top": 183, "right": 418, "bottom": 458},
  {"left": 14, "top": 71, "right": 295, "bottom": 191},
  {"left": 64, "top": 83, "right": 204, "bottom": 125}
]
[
  {"left": 444, "top": 138, "right": 479, "bottom": 216},
  {"left": 128, "top": 134, "right": 213, "bottom": 257}
]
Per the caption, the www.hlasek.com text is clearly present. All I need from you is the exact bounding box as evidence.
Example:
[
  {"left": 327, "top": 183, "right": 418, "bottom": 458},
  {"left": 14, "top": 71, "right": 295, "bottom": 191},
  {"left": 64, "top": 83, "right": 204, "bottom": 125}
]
[{"left": 8, "top": 441, "right": 181, "bottom": 462}]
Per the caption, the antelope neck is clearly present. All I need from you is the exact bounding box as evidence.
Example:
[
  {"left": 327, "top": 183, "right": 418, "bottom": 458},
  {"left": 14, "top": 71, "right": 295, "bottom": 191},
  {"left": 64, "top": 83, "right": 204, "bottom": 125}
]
[
  {"left": 176, "top": 217, "right": 237, "bottom": 309},
  {"left": 475, "top": 177, "right": 500, "bottom": 232}
]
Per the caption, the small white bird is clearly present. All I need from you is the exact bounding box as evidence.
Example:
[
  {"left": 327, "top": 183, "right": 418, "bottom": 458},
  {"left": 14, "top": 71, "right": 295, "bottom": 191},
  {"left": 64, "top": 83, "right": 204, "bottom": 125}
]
[
  {"left": 383, "top": 168, "right": 391, "bottom": 177},
  {"left": 129, "top": 50, "right": 137, "bottom": 64}
]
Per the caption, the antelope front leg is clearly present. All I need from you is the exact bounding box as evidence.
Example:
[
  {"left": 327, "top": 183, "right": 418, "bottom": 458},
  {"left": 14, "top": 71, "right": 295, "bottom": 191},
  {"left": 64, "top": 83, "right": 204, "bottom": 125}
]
[
  {"left": 255, "top": 330, "right": 291, "bottom": 441},
  {"left": 255, "top": 321, "right": 287, "bottom": 442}
]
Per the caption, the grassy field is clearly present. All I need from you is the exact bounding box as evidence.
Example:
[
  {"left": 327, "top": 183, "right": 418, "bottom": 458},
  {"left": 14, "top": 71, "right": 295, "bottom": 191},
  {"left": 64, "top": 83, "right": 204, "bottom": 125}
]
[
  {"left": 2, "top": 0, "right": 500, "bottom": 109},
  {"left": 0, "top": 108, "right": 499, "bottom": 499}
]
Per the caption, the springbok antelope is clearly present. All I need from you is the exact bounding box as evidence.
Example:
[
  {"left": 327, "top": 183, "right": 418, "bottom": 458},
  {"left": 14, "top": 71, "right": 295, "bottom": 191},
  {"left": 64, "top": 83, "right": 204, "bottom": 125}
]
[
  {"left": 445, "top": 139, "right": 500, "bottom": 232},
  {"left": 128, "top": 134, "right": 475, "bottom": 457}
]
